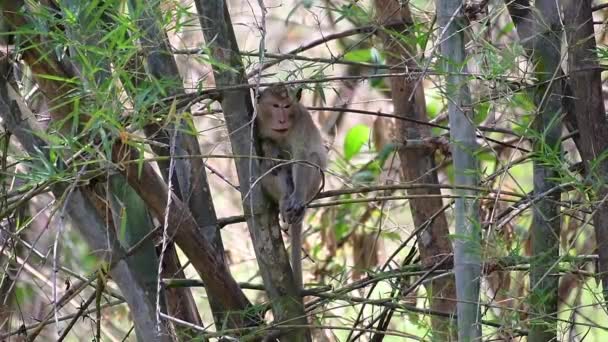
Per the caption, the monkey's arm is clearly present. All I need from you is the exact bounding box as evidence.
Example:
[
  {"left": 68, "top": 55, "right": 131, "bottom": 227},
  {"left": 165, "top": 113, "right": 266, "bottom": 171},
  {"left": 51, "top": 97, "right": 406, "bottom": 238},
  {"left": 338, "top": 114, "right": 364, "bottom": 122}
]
[
  {"left": 282, "top": 150, "right": 324, "bottom": 224},
  {"left": 260, "top": 140, "right": 293, "bottom": 204}
]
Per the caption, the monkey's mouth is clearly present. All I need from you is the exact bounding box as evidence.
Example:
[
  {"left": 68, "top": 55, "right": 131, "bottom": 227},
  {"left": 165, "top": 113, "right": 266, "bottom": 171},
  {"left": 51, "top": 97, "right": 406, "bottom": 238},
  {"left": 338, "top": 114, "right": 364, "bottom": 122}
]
[{"left": 272, "top": 129, "right": 289, "bottom": 134}]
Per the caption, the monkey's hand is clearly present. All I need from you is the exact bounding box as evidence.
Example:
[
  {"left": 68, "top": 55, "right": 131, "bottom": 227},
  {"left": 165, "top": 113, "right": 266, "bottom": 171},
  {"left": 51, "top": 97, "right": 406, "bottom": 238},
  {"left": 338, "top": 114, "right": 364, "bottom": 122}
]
[{"left": 280, "top": 193, "right": 305, "bottom": 224}]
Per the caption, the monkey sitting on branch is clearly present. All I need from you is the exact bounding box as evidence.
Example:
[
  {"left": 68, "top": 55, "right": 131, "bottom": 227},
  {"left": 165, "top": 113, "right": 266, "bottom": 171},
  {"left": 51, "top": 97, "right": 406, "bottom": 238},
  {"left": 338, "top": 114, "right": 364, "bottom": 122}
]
[{"left": 255, "top": 84, "right": 327, "bottom": 291}]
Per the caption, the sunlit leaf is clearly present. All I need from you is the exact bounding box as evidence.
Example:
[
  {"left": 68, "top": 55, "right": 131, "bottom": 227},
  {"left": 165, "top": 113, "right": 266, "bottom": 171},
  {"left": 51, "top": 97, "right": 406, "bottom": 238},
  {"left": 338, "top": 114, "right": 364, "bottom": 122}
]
[
  {"left": 344, "top": 124, "right": 370, "bottom": 161},
  {"left": 343, "top": 49, "right": 372, "bottom": 63}
]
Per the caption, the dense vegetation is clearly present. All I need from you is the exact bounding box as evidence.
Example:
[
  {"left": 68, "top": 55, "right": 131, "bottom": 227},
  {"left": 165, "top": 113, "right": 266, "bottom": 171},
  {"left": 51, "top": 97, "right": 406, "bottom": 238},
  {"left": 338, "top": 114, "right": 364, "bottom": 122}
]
[{"left": 1, "top": 0, "right": 608, "bottom": 341}]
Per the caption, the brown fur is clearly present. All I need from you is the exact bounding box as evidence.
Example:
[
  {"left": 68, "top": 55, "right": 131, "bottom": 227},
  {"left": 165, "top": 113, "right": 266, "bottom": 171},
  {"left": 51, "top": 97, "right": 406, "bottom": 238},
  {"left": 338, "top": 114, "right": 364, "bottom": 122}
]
[{"left": 256, "top": 85, "right": 327, "bottom": 290}]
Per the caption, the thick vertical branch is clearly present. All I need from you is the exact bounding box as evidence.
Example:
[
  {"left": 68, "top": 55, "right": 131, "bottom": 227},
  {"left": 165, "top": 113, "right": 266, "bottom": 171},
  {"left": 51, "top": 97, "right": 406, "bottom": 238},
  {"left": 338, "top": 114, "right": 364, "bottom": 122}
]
[
  {"left": 526, "top": 1, "right": 563, "bottom": 340},
  {"left": 563, "top": 0, "right": 608, "bottom": 305},
  {"left": 435, "top": 1, "right": 481, "bottom": 340},
  {"left": 505, "top": 8, "right": 570, "bottom": 337},
  {"left": 113, "top": 144, "right": 253, "bottom": 328},
  {"left": 373, "top": 0, "right": 456, "bottom": 339},
  {"left": 194, "top": 0, "right": 310, "bottom": 340},
  {"left": 506, "top": 0, "right": 581, "bottom": 150}
]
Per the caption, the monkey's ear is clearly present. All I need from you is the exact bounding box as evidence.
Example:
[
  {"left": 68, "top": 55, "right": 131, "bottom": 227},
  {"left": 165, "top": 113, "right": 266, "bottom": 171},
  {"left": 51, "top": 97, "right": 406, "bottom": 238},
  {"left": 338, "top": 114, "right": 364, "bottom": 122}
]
[{"left": 295, "top": 88, "right": 303, "bottom": 102}]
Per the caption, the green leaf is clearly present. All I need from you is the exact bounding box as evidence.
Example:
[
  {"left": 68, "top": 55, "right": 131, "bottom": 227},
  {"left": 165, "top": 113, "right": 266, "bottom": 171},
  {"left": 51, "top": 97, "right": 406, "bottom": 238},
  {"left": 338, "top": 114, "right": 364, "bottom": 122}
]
[
  {"left": 498, "top": 22, "right": 515, "bottom": 37},
  {"left": 596, "top": 45, "right": 608, "bottom": 60},
  {"left": 425, "top": 88, "right": 445, "bottom": 118},
  {"left": 370, "top": 77, "right": 386, "bottom": 89},
  {"left": 343, "top": 49, "right": 372, "bottom": 63},
  {"left": 352, "top": 170, "right": 376, "bottom": 184},
  {"left": 344, "top": 124, "right": 370, "bottom": 161},
  {"left": 512, "top": 93, "right": 535, "bottom": 112},
  {"left": 478, "top": 151, "right": 496, "bottom": 162},
  {"left": 382, "top": 231, "right": 401, "bottom": 241},
  {"left": 474, "top": 101, "right": 491, "bottom": 124},
  {"left": 119, "top": 207, "right": 128, "bottom": 242},
  {"left": 366, "top": 160, "right": 382, "bottom": 174},
  {"left": 334, "top": 3, "right": 370, "bottom": 25},
  {"left": 511, "top": 114, "right": 533, "bottom": 137},
  {"left": 334, "top": 221, "right": 350, "bottom": 240},
  {"left": 35, "top": 73, "right": 79, "bottom": 84}
]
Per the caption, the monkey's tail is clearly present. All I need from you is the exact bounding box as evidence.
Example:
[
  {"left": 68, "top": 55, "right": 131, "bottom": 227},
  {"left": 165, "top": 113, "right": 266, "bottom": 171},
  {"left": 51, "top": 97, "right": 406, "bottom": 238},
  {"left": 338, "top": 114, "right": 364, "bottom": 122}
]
[{"left": 290, "top": 222, "right": 303, "bottom": 291}]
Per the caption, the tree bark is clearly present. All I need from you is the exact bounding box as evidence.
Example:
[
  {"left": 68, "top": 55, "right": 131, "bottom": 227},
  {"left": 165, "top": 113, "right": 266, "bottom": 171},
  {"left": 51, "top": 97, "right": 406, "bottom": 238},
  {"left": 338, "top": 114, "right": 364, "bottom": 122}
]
[
  {"left": 507, "top": 2, "right": 564, "bottom": 340},
  {"left": 194, "top": 1, "right": 310, "bottom": 340},
  {"left": 373, "top": 1, "right": 457, "bottom": 340},
  {"left": 435, "top": 1, "right": 482, "bottom": 340},
  {"left": 506, "top": 0, "right": 582, "bottom": 153},
  {"left": 126, "top": 0, "right": 226, "bottom": 327},
  {"left": 506, "top": 3, "right": 568, "bottom": 339},
  {"left": 563, "top": 0, "right": 608, "bottom": 305}
]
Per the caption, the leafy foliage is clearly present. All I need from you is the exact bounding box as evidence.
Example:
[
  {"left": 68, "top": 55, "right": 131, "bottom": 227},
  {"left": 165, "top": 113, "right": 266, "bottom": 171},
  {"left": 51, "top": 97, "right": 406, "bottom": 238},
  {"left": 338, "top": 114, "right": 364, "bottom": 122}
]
[{"left": 0, "top": 0, "right": 607, "bottom": 340}]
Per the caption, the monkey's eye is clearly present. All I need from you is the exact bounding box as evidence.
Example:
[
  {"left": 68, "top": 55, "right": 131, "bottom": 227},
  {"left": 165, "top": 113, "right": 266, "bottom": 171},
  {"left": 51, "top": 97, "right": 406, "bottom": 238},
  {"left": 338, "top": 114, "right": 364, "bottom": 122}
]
[
  {"left": 273, "top": 104, "right": 279, "bottom": 108},
  {"left": 284, "top": 104, "right": 291, "bottom": 109}
]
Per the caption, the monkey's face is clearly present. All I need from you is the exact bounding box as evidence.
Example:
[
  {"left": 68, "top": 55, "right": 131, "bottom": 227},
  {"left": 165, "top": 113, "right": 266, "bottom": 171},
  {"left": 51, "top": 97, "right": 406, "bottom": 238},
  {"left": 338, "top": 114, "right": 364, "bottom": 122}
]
[{"left": 257, "top": 94, "right": 296, "bottom": 139}]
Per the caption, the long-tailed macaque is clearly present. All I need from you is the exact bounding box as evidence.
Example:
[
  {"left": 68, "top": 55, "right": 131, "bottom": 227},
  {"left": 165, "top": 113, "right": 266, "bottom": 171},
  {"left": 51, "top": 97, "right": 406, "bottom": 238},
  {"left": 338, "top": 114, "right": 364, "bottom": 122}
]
[{"left": 256, "top": 85, "right": 327, "bottom": 290}]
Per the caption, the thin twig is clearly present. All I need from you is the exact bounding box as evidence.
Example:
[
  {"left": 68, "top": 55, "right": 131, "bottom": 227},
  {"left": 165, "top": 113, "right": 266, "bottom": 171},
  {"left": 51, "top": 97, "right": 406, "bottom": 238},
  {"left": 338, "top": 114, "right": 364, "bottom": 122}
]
[{"left": 56, "top": 292, "right": 96, "bottom": 341}]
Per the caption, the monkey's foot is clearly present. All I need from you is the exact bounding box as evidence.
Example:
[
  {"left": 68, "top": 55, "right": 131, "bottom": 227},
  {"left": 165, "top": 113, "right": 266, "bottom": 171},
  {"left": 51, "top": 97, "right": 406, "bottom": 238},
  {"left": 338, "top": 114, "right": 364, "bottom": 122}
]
[{"left": 280, "top": 195, "right": 305, "bottom": 224}]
